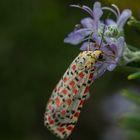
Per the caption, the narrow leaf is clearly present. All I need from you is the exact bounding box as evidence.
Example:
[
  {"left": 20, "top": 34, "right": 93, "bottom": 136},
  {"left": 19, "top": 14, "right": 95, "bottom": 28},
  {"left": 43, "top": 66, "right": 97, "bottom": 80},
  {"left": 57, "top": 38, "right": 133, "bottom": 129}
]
[{"left": 128, "top": 72, "right": 140, "bottom": 80}]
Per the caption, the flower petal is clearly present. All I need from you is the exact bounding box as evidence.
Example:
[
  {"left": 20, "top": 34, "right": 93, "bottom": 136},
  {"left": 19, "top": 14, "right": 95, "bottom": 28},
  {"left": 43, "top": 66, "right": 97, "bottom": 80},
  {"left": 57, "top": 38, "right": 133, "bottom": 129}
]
[
  {"left": 93, "top": 33, "right": 102, "bottom": 45},
  {"left": 106, "top": 19, "right": 116, "bottom": 25},
  {"left": 81, "top": 17, "right": 95, "bottom": 28},
  {"left": 93, "top": 63, "right": 108, "bottom": 80},
  {"left": 64, "top": 29, "right": 92, "bottom": 45},
  {"left": 105, "top": 37, "right": 124, "bottom": 57},
  {"left": 116, "top": 37, "right": 125, "bottom": 57},
  {"left": 93, "top": 2, "right": 103, "bottom": 19},
  {"left": 117, "top": 9, "right": 132, "bottom": 30},
  {"left": 107, "top": 63, "right": 117, "bottom": 71},
  {"left": 110, "top": 43, "right": 117, "bottom": 53},
  {"left": 80, "top": 42, "right": 96, "bottom": 51}
]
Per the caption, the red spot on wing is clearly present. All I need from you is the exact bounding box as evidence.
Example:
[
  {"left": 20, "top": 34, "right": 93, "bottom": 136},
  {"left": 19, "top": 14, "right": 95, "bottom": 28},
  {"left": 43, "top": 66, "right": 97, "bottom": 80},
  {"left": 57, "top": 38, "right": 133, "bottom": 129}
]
[
  {"left": 48, "top": 115, "right": 55, "bottom": 125},
  {"left": 66, "top": 98, "right": 72, "bottom": 106},
  {"left": 62, "top": 89, "right": 67, "bottom": 95},
  {"left": 89, "top": 73, "right": 93, "bottom": 79},
  {"left": 74, "top": 112, "right": 80, "bottom": 118},
  {"left": 70, "top": 80, "right": 75, "bottom": 87},
  {"left": 72, "top": 64, "right": 76, "bottom": 70},
  {"left": 63, "top": 77, "right": 68, "bottom": 83},
  {"left": 57, "top": 127, "right": 65, "bottom": 132},
  {"left": 84, "top": 86, "right": 90, "bottom": 94},
  {"left": 72, "top": 88, "right": 78, "bottom": 94},
  {"left": 66, "top": 125, "right": 74, "bottom": 131},
  {"left": 55, "top": 97, "right": 61, "bottom": 107},
  {"left": 79, "top": 100, "right": 85, "bottom": 106},
  {"left": 79, "top": 72, "right": 84, "bottom": 78},
  {"left": 48, "top": 105, "right": 52, "bottom": 110},
  {"left": 61, "top": 110, "right": 66, "bottom": 116}
]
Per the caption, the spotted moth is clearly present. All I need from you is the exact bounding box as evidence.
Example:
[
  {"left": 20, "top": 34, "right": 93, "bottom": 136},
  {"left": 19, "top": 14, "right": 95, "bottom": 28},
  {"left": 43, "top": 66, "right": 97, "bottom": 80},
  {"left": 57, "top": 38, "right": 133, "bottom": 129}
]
[{"left": 44, "top": 50, "right": 103, "bottom": 139}]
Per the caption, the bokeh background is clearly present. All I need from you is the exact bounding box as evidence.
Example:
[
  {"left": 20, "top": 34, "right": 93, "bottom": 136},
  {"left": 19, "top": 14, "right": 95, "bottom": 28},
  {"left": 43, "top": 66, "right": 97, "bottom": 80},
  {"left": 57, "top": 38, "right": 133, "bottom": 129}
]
[{"left": 0, "top": 0, "right": 140, "bottom": 140}]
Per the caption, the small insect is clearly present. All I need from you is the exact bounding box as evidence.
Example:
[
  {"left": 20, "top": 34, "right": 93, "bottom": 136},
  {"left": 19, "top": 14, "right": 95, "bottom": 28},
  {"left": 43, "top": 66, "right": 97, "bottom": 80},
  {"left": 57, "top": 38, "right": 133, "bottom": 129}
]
[{"left": 44, "top": 50, "right": 103, "bottom": 139}]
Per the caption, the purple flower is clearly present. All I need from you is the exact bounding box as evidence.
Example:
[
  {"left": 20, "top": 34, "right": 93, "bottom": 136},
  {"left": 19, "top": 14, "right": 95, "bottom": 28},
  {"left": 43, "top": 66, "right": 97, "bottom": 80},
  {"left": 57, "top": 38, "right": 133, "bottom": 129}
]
[
  {"left": 103, "top": 5, "right": 132, "bottom": 31},
  {"left": 64, "top": 2, "right": 132, "bottom": 79},
  {"left": 64, "top": 2, "right": 103, "bottom": 45}
]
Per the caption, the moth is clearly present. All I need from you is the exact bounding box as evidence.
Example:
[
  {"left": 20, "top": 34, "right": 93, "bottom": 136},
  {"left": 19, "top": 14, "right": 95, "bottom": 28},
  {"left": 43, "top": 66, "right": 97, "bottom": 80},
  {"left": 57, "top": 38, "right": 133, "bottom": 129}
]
[{"left": 44, "top": 50, "right": 103, "bottom": 139}]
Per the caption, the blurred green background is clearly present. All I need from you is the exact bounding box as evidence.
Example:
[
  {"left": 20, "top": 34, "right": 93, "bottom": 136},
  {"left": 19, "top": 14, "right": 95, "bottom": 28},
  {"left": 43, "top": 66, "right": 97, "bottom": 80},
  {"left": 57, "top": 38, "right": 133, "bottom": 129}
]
[{"left": 0, "top": 0, "right": 140, "bottom": 140}]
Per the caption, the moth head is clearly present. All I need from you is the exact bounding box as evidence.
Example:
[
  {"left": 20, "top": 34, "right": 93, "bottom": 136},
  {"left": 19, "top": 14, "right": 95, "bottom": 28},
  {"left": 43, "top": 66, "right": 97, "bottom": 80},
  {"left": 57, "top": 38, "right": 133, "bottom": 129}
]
[{"left": 93, "top": 50, "right": 104, "bottom": 61}]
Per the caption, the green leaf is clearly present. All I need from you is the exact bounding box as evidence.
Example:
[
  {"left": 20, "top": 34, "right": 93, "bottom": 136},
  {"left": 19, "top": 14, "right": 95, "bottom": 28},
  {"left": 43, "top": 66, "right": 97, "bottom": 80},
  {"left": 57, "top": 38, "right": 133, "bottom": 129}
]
[
  {"left": 127, "top": 16, "right": 140, "bottom": 32},
  {"left": 122, "top": 44, "right": 140, "bottom": 68},
  {"left": 121, "top": 90, "right": 140, "bottom": 105},
  {"left": 128, "top": 72, "right": 140, "bottom": 80}
]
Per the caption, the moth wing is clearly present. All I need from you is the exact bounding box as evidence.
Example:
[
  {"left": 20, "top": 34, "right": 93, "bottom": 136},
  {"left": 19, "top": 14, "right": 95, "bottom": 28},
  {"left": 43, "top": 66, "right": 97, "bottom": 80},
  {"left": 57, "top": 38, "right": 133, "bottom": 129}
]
[{"left": 44, "top": 52, "right": 94, "bottom": 139}]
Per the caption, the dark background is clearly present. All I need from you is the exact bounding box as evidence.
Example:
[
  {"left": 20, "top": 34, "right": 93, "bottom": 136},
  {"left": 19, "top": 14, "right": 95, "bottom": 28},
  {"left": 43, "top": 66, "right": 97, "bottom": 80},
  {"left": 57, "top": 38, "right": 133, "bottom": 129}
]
[{"left": 0, "top": 0, "right": 140, "bottom": 140}]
